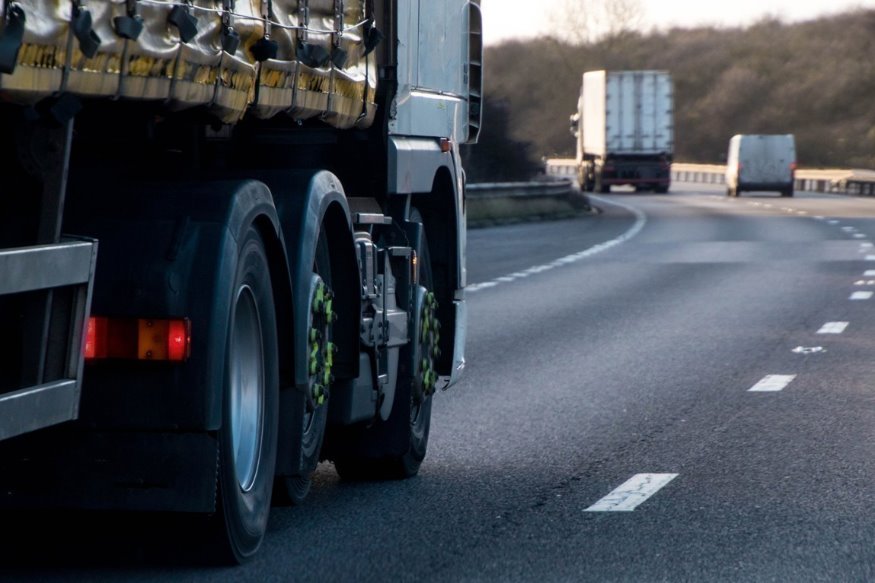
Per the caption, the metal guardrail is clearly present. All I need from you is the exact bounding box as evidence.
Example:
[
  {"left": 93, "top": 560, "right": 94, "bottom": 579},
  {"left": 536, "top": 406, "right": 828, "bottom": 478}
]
[
  {"left": 466, "top": 159, "right": 875, "bottom": 226},
  {"left": 467, "top": 180, "right": 574, "bottom": 199},
  {"left": 543, "top": 159, "right": 875, "bottom": 196},
  {"left": 671, "top": 163, "right": 875, "bottom": 195},
  {"left": 465, "top": 179, "right": 584, "bottom": 226}
]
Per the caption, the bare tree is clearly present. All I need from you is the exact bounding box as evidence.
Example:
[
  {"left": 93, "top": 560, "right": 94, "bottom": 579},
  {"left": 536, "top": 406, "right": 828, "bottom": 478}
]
[{"left": 548, "top": 0, "right": 644, "bottom": 45}]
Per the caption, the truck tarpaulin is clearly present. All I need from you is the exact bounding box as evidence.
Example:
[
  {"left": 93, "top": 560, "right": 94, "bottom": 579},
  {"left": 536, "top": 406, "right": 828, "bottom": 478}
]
[{"left": 0, "top": 0, "right": 377, "bottom": 127}]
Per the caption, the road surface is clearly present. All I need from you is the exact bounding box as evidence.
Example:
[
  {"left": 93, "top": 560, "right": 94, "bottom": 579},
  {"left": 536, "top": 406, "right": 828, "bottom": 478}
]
[{"left": 5, "top": 182, "right": 875, "bottom": 581}]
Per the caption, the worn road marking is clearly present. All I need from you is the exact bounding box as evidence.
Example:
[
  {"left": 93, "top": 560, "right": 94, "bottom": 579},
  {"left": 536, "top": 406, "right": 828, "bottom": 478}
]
[
  {"left": 818, "top": 322, "right": 849, "bottom": 334},
  {"left": 828, "top": 220, "right": 840, "bottom": 224},
  {"left": 585, "top": 474, "right": 678, "bottom": 512},
  {"left": 749, "top": 374, "right": 796, "bottom": 392},
  {"left": 792, "top": 346, "right": 825, "bottom": 354},
  {"left": 861, "top": 243, "right": 874, "bottom": 248},
  {"left": 842, "top": 226, "right": 857, "bottom": 232},
  {"left": 851, "top": 291, "right": 873, "bottom": 300},
  {"left": 854, "top": 234, "right": 867, "bottom": 239},
  {"left": 866, "top": 256, "right": 875, "bottom": 262}
]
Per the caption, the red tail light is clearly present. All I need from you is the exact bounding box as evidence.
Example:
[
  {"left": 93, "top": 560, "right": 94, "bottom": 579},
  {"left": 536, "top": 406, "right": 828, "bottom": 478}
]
[
  {"left": 85, "top": 317, "right": 191, "bottom": 362},
  {"left": 790, "top": 162, "right": 797, "bottom": 171}
]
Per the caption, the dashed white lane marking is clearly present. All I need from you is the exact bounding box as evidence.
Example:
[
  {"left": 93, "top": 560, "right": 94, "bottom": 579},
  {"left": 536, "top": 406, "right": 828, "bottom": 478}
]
[
  {"left": 860, "top": 243, "right": 874, "bottom": 248},
  {"left": 842, "top": 226, "right": 857, "bottom": 232},
  {"left": 828, "top": 220, "right": 840, "bottom": 225},
  {"left": 865, "top": 270, "right": 875, "bottom": 276},
  {"left": 467, "top": 196, "right": 647, "bottom": 294},
  {"left": 792, "top": 346, "right": 825, "bottom": 354},
  {"left": 818, "top": 322, "right": 848, "bottom": 334},
  {"left": 850, "top": 291, "right": 873, "bottom": 300},
  {"left": 866, "top": 255, "right": 875, "bottom": 262},
  {"left": 854, "top": 234, "right": 867, "bottom": 239},
  {"left": 749, "top": 374, "right": 796, "bottom": 392},
  {"left": 585, "top": 474, "right": 678, "bottom": 512},
  {"left": 855, "top": 280, "right": 875, "bottom": 286}
]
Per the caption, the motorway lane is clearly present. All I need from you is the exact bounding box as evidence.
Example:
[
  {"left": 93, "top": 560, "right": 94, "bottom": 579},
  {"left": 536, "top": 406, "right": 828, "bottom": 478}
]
[{"left": 6, "top": 183, "right": 875, "bottom": 580}]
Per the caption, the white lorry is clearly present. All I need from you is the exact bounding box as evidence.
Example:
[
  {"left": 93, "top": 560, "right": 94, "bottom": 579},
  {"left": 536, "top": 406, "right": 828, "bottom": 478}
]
[
  {"left": 571, "top": 70, "right": 673, "bottom": 193},
  {"left": 0, "top": 0, "right": 482, "bottom": 562},
  {"left": 725, "top": 134, "right": 797, "bottom": 197}
]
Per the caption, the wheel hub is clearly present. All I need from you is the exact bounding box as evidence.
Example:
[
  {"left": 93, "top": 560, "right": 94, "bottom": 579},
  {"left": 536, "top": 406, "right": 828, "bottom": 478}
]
[
  {"left": 308, "top": 278, "right": 336, "bottom": 409},
  {"left": 416, "top": 290, "right": 440, "bottom": 402}
]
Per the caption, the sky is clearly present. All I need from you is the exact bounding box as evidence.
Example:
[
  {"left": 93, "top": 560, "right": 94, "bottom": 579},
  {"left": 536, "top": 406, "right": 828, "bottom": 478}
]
[{"left": 480, "top": 0, "right": 870, "bottom": 45}]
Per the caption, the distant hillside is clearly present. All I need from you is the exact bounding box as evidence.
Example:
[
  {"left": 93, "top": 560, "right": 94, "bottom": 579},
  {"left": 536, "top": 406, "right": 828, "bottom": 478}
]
[{"left": 466, "top": 10, "right": 875, "bottom": 181}]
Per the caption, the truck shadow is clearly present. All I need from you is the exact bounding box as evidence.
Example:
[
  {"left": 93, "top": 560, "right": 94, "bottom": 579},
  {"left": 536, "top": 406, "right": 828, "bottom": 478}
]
[{"left": 0, "top": 510, "right": 222, "bottom": 571}]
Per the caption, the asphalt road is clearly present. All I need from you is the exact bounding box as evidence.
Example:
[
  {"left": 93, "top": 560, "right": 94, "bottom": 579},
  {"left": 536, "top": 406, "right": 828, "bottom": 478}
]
[{"left": 6, "top": 182, "right": 875, "bottom": 581}]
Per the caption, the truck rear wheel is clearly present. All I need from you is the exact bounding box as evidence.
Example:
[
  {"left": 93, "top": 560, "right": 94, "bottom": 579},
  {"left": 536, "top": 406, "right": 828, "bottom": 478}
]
[
  {"left": 595, "top": 171, "right": 610, "bottom": 194},
  {"left": 333, "top": 210, "right": 436, "bottom": 480},
  {"left": 278, "top": 228, "right": 333, "bottom": 505},
  {"left": 214, "top": 225, "right": 279, "bottom": 563}
]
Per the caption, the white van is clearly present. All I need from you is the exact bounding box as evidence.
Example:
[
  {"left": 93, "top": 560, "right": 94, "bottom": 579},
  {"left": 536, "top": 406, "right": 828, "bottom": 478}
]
[{"left": 725, "top": 134, "right": 796, "bottom": 197}]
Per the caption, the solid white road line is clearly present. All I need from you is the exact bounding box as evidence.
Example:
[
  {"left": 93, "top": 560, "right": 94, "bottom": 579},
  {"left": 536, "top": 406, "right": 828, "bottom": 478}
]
[
  {"left": 585, "top": 474, "right": 678, "bottom": 512},
  {"left": 817, "top": 322, "right": 848, "bottom": 334},
  {"left": 850, "top": 291, "right": 873, "bottom": 300},
  {"left": 749, "top": 374, "right": 796, "bottom": 392},
  {"left": 466, "top": 196, "right": 647, "bottom": 294}
]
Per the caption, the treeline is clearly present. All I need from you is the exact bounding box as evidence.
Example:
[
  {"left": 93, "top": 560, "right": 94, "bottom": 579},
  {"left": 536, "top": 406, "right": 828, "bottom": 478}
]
[{"left": 463, "top": 10, "right": 875, "bottom": 182}]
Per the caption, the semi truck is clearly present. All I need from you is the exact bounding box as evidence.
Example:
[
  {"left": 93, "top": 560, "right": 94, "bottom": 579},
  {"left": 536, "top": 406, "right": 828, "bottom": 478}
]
[
  {"left": 571, "top": 70, "right": 673, "bottom": 193},
  {"left": 0, "top": 0, "right": 482, "bottom": 562}
]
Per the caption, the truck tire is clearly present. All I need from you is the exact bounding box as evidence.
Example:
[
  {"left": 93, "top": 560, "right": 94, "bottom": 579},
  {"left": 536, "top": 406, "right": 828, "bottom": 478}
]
[
  {"left": 278, "top": 228, "right": 332, "bottom": 505},
  {"left": 654, "top": 184, "right": 669, "bottom": 194},
  {"left": 214, "top": 225, "right": 279, "bottom": 563},
  {"left": 781, "top": 187, "right": 794, "bottom": 197},
  {"left": 333, "top": 210, "right": 436, "bottom": 480},
  {"left": 595, "top": 171, "right": 610, "bottom": 194}
]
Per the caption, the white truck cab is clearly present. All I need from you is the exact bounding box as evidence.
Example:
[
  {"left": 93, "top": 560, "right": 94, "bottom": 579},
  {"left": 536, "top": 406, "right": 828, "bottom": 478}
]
[{"left": 726, "top": 134, "right": 796, "bottom": 197}]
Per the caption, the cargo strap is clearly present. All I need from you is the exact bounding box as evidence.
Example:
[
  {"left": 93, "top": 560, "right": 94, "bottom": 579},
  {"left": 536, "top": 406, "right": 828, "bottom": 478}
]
[
  {"left": 295, "top": 0, "right": 328, "bottom": 68},
  {"left": 251, "top": 0, "right": 277, "bottom": 61},
  {"left": 167, "top": 0, "right": 198, "bottom": 44},
  {"left": 221, "top": 0, "right": 239, "bottom": 54},
  {"left": 71, "top": 0, "right": 102, "bottom": 58},
  {"left": 362, "top": 0, "right": 381, "bottom": 56},
  {"left": 330, "top": 0, "right": 346, "bottom": 68},
  {"left": 114, "top": 0, "right": 143, "bottom": 40},
  {"left": 0, "top": 2, "right": 24, "bottom": 74},
  {"left": 357, "top": 0, "right": 381, "bottom": 123}
]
